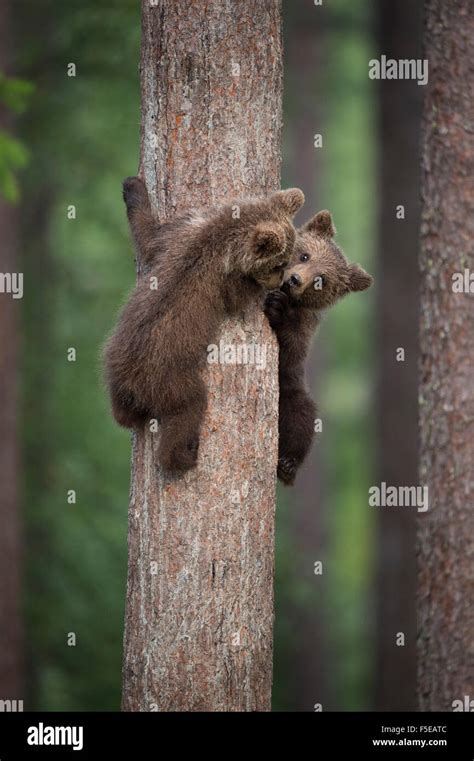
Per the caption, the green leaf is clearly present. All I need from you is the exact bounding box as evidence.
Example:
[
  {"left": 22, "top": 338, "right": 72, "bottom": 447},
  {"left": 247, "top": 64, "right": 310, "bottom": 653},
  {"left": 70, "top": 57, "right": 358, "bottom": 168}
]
[
  {"left": 0, "top": 72, "right": 35, "bottom": 113},
  {"left": 0, "top": 130, "right": 30, "bottom": 202},
  {"left": 0, "top": 168, "right": 19, "bottom": 203}
]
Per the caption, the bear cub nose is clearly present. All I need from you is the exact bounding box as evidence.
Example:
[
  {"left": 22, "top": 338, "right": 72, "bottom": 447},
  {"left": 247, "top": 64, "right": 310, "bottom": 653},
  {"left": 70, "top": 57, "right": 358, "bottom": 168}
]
[{"left": 288, "top": 274, "right": 301, "bottom": 287}]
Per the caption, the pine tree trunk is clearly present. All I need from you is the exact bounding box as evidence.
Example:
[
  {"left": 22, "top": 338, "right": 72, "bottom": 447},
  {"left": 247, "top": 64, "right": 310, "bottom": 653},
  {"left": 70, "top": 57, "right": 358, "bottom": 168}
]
[
  {"left": 418, "top": 0, "right": 474, "bottom": 710},
  {"left": 0, "top": 0, "right": 23, "bottom": 703},
  {"left": 121, "top": 0, "right": 283, "bottom": 712},
  {"left": 375, "top": 0, "right": 423, "bottom": 711}
]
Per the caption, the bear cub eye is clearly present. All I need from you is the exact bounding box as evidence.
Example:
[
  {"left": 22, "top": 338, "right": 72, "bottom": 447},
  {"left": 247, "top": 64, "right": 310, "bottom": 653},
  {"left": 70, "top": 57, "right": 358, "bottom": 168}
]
[{"left": 300, "top": 252, "right": 310, "bottom": 263}]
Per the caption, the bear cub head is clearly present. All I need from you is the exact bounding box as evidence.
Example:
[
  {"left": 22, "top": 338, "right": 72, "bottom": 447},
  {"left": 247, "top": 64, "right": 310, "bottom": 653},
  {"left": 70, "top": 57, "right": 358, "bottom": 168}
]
[{"left": 281, "top": 210, "right": 372, "bottom": 308}]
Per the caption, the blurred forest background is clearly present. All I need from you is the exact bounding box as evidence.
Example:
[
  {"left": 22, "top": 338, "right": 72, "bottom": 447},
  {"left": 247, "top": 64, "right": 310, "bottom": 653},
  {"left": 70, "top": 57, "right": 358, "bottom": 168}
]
[{"left": 0, "top": 0, "right": 422, "bottom": 710}]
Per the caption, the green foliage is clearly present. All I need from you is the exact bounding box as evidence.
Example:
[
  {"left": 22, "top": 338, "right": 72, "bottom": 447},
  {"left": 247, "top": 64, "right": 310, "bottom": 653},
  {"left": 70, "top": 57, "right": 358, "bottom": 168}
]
[
  {"left": 0, "top": 72, "right": 34, "bottom": 201},
  {"left": 0, "top": 72, "right": 35, "bottom": 113},
  {"left": 0, "top": 130, "right": 29, "bottom": 201}
]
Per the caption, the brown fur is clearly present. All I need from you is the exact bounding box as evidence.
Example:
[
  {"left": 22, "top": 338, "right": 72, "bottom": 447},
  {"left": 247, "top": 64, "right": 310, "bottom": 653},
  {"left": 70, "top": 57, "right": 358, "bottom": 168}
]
[
  {"left": 103, "top": 176, "right": 305, "bottom": 474},
  {"left": 264, "top": 210, "right": 373, "bottom": 485}
]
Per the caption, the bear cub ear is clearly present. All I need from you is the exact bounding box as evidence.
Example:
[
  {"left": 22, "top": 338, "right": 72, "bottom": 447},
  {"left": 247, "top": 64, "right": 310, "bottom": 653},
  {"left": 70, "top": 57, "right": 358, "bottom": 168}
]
[
  {"left": 272, "top": 188, "right": 305, "bottom": 216},
  {"left": 348, "top": 263, "right": 373, "bottom": 292},
  {"left": 303, "top": 210, "right": 336, "bottom": 238},
  {"left": 251, "top": 223, "right": 286, "bottom": 257}
]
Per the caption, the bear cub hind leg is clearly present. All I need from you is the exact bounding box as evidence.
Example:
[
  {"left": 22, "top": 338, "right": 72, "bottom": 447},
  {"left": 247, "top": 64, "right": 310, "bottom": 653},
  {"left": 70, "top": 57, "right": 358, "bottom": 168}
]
[{"left": 157, "top": 377, "right": 207, "bottom": 474}]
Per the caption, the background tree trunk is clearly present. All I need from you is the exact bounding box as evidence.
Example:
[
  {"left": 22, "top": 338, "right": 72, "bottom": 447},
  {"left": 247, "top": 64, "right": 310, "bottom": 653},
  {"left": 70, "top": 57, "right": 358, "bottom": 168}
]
[
  {"left": 374, "top": 0, "right": 423, "bottom": 711},
  {"left": 0, "top": 0, "right": 23, "bottom": 702},
  {"left": 122, "top": 0, "right": 283, "bottom": 712},
  {"left": 418, "top": 0, "right": 474, "bottom": 710}
]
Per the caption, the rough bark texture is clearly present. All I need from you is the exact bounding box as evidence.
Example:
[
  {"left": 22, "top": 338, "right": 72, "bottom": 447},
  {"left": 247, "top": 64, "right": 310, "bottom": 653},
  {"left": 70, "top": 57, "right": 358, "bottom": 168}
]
[
  {"left": 375, "top": 0, "right": 423, "bottom": 711},
  {"left": 122, "top": 0, "right": 283, "bottom": 712},
  {"left": 0, "top": 0, "right": 23, "bottom": 702},
  {"left": 418, "top": 0, "right": 474, "bottom": 710}
]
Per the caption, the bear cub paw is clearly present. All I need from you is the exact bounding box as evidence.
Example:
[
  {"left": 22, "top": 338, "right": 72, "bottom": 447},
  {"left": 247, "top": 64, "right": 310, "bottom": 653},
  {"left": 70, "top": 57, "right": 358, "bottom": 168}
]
[
  {"left": 277, "top": 456, "right": 299, "bottom": 486},
  {"left": 123, "top": 176, "right": 149, "bottom": 213},
  {"left": 158, "top": 435, "right": 200, "bottom": 475},
  {"left": 264, "top": 289, "right": 290, "bottom": 329}
]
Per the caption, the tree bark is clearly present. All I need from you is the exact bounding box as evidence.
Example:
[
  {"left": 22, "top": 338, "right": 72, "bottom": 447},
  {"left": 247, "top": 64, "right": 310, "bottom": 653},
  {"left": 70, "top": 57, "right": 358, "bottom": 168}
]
[
  {"left": 418, "top": 0, "right": 474, "bottom": 710},
  {"left": 0, "top": 0, "right": 23, "bottom": 702},
  {"left": 375, "top": 0, "right": 423, "bottom": 711},
  {"left": 122, "top": 0, "right": 283, "bottom": 712}
]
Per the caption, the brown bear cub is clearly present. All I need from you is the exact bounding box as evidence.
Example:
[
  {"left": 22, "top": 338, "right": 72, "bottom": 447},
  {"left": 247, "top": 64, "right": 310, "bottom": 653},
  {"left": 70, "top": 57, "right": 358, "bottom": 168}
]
[
  {"left": 264, "top": 210, "right": 373, "bottom": 486},
  {"left": 103, "top": 176, "right": 305, "bottom": 474}
]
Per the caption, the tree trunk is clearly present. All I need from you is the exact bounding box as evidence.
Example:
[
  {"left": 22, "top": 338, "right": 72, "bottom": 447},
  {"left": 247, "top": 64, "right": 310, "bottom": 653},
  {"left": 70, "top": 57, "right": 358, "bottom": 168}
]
[
  {"left": 418, "top": 0, "right": 474, "bottom": 710},
  {"left": 0, "top": 0, "right": 23, "bottom": 702},
  {"left": 122, "top": 0, "right": 283, "bottom": 712},
  {"left": 375, "top": 0, "right": 423, "bottom": 711}
]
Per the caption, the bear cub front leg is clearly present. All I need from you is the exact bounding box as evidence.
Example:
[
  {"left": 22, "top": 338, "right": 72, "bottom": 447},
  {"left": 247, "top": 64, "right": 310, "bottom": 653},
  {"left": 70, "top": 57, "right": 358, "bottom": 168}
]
[
  {"left": 277, "top": 388, "right": 316, "bottom": 485},
  {"left": 265, "top": 290, "right": 317, "bottom": 486}
]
